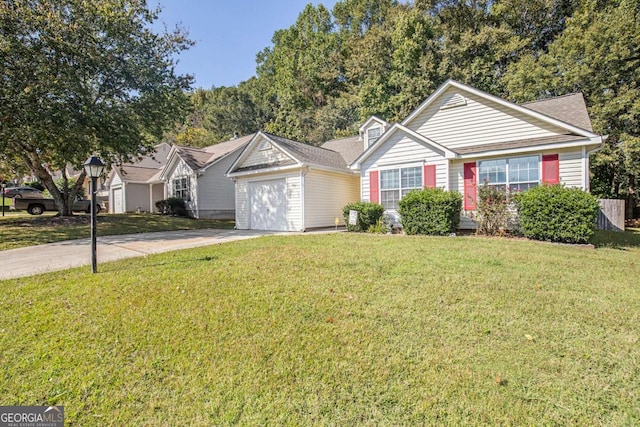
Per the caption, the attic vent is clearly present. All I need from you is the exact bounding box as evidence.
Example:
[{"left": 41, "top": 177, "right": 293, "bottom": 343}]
[{"left": 440, "top": 93, "right": 467, "bottom": 110}]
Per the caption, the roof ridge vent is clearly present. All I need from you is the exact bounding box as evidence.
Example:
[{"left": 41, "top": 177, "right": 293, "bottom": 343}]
[{"left": 440, "top": 93, "right": 467, "bottom": 110}]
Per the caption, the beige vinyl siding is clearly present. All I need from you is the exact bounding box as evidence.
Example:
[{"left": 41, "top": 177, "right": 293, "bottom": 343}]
[
  {"left": 360, "top": 131, "right": 448, "bottom": 202},
  {"left": 241, "top": 138, "right": 295, "bottom": 169},
  {"left": 558, "top": 149, "right": 585, "bottom": 188},
  {"left": 151, "top": 184, "right": 164, "bottom": 213},
  {"left": 195, "top": 153, "right": 237, "bottom": 219},
  {"left": 284, "top": 173, "right": 303, "bottom": 231},
  {"left": 406, "top": 87, "right": 568, "bottom": 150},
  {"left": 304, "top": 169, "right": 359, "bottom": 229},
  {"left": 235, "top": 171, "right": 303, "bottom": 231},
  {"left": 126, "top": 183, "right": 151, "bottom": 212},
  {"left": 235, "top": 179, "right": 249, "bottom": 229}
]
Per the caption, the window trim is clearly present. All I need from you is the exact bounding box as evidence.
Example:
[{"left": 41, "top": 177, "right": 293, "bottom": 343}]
[
  {"left": 477, "top": 154, "right": 541, "bottom": 192},
  {"left": 366, "top": 126, "right": 382, "bottom": 147},
  {"left": 172, "top": 176, "right": 191, "bottom": 201},
  {"left": 377, "top": 164, "right": 424, "bottom": 210}
]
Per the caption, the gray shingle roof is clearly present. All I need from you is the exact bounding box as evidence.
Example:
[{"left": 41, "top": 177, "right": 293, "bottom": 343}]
[
  {"left": 114, "top": 165, "right": 162, "bottom": 182},
  {"left": 262, "top": 132, "right": 352, "bottom": 171},
  {"left": 521, "top": 93, "right": 593, "bottom": 132},
  {"left": 320, "top": 135, "right": 363, "bottom": 165},
  {"left": 454, "top": 134, "right": 586, "bottom": 155},
  {"left": 175, "top": 134, "right": 254, "bottom": 171}
]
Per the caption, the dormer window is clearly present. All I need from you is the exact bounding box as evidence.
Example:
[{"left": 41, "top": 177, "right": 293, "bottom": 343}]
[{"left": 367, "top": 127, "right": 381, "bottom": 147}]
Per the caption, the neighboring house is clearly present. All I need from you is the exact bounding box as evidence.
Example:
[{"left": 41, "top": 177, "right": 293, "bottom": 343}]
[
  {"left": 227, "top": 131, "right": 360, "bottom": 231},
  {"left": 351, "top": 79, "right": 604, "bottom": 228},
  {"left": 107, "top": 142, "right": 171, "bottom": 213},
  {"left": 160, "top": 134, "right": 254, "bottom": 219}
]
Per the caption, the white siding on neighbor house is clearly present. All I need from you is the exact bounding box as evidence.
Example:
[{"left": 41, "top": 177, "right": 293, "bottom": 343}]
[
  {"left": 167, "top": 159, "right": 198, "bottom": 215},
  {"left": 126, "top": 183, "right": 150, "bottom": 212},
  {"left": 195, "top": 153, "right": 238, "bottom": 218},
  {"left": 111, "top": 173, "right": 122, "bottom": 186},
  {"left": 241, "top": 138, "right": 296, "bottom": 169},
  {"left": 235, "top": 171, "right": 303, "bottom": 231},
  {"left": 304, "top": 169, "right": 360, "bottom": 229},
  {"left": 406, "top": 87, "right": 569, "bottom": 150},
  {"left": 360, "top": 131, "right": 448, "bottom": 202}
]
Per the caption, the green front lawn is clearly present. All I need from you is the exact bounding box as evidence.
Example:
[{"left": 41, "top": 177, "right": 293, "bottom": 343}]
[
  {"left": 0, "top": 214, "right": 234, "bottom": 251},
  {"left": 1, "top": 233, "right": 639, "bottom": 425}
]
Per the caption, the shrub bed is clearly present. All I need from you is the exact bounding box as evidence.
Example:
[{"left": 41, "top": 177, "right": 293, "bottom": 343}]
[
  {"left": 342, "top": 201, "right": 384, "bottom": 232},
  {"left": 514, "top": 184, "right": 599, "bottom": 244},
  {"left": 156, "top": 197, "right": 189, "bottom": 217},
  {"left": 398, "top": 188, "right": 462, "bottom": 235}
]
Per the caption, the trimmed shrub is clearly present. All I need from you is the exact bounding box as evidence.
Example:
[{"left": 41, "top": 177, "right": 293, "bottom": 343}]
[
  {"left": 342, "top": 201, "right": 385, "bottom": 232},
  {"left": 513, "top": 184, "right": 599, "bottom": 244},
  {"left": 399, "top": 188, "right": 462, "bottom": 235},
  {"left": 476, "top": 182, "right": 512, "bottom": 236},
  {"left": 156, "top": 197, "right": 189, "bottom": 217}
]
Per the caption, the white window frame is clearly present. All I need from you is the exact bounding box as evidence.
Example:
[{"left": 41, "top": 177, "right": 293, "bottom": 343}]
[
  {"left": 477, "top": 155, "right": 540, "bottom": 192},
  {"left": 172, "top": 176, "right": 191, "bottom": 201},
  {"left": 379, "top": 165, "right": 423, "bottom": 210},
  {"left": 366, "top": 127, "right": 382, "bottom": 147}
]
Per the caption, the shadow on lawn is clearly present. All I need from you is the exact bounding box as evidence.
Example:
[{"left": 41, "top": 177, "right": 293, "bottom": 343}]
[{"left": 593, "top": 228, "right": 640, "bottom": 250}]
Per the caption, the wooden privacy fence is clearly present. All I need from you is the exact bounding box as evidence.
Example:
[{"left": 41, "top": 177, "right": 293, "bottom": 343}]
[{"left": 597, "top": 199, "right": 625, "bottom": 231}]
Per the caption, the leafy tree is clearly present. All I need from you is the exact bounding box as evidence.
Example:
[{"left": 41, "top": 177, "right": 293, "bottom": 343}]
[
  {"left": 502, "top": 0, "right": 640, "bottom": 218},
  {"left": 0, "top": 0, "right": 192, "bottom": 215}
]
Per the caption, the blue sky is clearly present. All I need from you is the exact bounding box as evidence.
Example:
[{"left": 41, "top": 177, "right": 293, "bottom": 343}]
[{"left": 153, "top": 0, "right": 338, "bottom": 89}]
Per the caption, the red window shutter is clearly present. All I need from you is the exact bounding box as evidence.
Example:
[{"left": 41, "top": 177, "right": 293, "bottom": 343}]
[
  {"left": 369, "top": 171, "right": 379, "bottom": 203},
  {"left": 424, "top": 164, "right": 436, "bottom": 188},
  {"left": 463, "top": 162, "right": 477, "bottom": 210},
  {"left": 542, "top": 154, "right": 560, "bottom": 185}
]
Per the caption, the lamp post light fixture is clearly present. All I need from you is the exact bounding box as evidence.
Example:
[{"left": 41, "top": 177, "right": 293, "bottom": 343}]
[{"left": 83, "top": 155, "right": 105, "bottom": 273}]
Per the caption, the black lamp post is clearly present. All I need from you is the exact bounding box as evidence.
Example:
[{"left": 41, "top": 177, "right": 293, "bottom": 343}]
[
  {"left": 1, "top": 182, "right": 5, "bottom": 217},
  {"left": 83, "top": 156, "right": 105, "bottom": 273}
]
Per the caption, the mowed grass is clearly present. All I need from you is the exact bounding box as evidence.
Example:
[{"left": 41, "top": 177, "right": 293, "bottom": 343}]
[
  {"left": 0, "top": 214, "right": 234, "bottom": 251},
  {"left": 1, "top": 233, "right": 639, "bottom": 425}
]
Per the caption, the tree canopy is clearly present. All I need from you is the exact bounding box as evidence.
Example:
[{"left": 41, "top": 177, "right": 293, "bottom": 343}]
[{"left": 0, "top": 0, "right": 192, "bottom": 214}]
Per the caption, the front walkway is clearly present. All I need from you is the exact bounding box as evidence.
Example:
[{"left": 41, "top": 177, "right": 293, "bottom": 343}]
[{"left": 0, "top": 229, "right": 275, "bottom": 280}]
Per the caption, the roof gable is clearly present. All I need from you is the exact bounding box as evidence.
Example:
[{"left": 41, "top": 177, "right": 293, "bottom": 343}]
[
  {"left": 403, "top": 79, "right": 597, "bottom": 141},
  {"left": 228, "top": 131, "right": 353, "bottom": 176}
]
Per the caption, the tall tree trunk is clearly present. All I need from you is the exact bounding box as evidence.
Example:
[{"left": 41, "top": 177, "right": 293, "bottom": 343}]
[{"left": 21, "top": 151, "right": 86, "bottom": 216}]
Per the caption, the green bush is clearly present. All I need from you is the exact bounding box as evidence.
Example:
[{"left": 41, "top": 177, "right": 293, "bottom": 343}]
[
  {"left": 367, "top": 217, "right": 389, "bottom": 234},
  {"left": 476, "top": 182, "right": 512, "bottom": 236},
  {"left": 514, "top": 184, "right": 600, "bottom": 244},
  {"left": 342, "top": 201, "right": 385, "bottom": 232},
  {"left": 156, "top": 197, "right": 189, "bottom": 217},
  {"left": 398, "top": 188, "right": 462, "bottom": 235}
]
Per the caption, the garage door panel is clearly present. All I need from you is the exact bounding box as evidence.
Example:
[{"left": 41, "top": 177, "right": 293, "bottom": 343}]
[
  {"left": 250, "top": 180, "right": 287, "bottom": 231},
  {"left": 113, "top": 188, "right": 123, "bottom": 213}
]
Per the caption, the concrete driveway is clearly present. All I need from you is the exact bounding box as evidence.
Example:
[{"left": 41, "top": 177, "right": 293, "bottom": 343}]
[{"left": 0, "top": 229, "right": 274, "bottom": 280}]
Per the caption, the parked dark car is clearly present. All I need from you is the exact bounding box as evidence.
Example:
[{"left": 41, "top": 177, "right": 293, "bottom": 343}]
[
  {"left": 13, "top": 196, "right": 97, "bottom": 215},
  {"left": 2, "top": 186, "right": 43, "bottom": 198}
]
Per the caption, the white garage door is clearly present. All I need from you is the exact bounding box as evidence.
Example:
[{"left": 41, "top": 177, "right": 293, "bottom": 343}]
[
  {"left": 112, "top": 187, "right": 124, "bottom": 213},
  {"left": 250, "top": 179, "right": 287, "bottom": 231}
]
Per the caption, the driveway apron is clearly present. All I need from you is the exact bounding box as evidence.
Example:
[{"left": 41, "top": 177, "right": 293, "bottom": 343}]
[{"left": 0, "top": 229, "right": 273, "bottom": 280}]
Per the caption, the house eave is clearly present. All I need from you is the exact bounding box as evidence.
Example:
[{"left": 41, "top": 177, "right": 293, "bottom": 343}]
[
  {"left": 227, "top": 163, "right": 302, "bottom": 178},
  {"left": 456, "top": 136, "right": 603, "bottom": 159}
]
